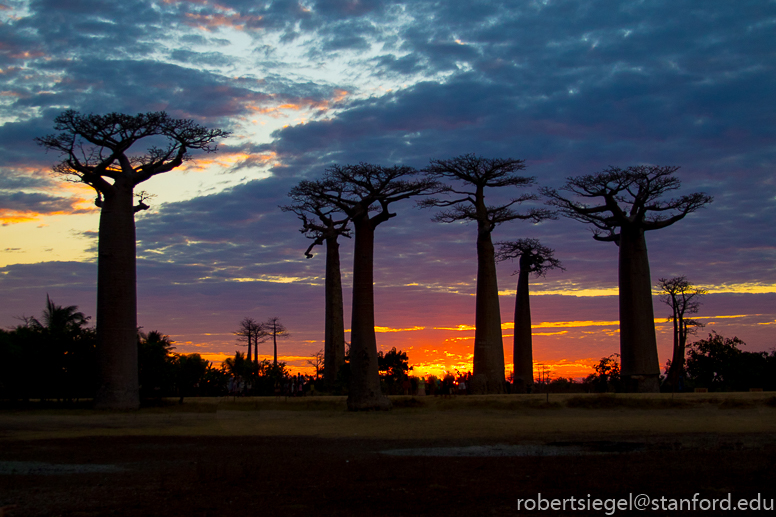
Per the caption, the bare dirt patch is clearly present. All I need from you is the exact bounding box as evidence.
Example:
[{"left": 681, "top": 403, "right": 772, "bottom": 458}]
[{"left": 1, "top": 393, "right": 775, "bottom": 516}]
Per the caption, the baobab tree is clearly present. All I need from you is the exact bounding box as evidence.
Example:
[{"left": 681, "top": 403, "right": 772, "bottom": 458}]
[
  {"left": 542, "top": 165, "right": 712, "bottom": 392},
  {"left": 282, "top": 193, "right": 351, "bottom": 387},
  {"left": 658, "top": 276, "right": 706, "bottom": 389},
  {"left": 262, "top": 316, "right": 289, "bottom": 366},
  {"left": 307, "top": 349, "right": 325, "bottom": 380},
  {"left": 36, "top": 111, "right": 228, "bottom": 409},
  {"left": 421, "top": 154, "right": 552, "bottom": 393},
  {"left": 234, "top": 317, "right": 268, "bottom": 367},
  {"left": 496, "top": 239, "right": 563, "bottom": 393},
  {"left": 295, "top": 163, "right": 441, "bottom": 410}
]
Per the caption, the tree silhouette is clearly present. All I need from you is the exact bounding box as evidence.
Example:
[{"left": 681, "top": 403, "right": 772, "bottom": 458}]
[
  {"left": 282, "top": 191, "right": 351, "bottom": 387},
  {"left": 542, "top": 165, "right": 712, "bottom": 392},
  {"left": 377, "top": 347, "right": 411, "bottom": 394},
  {"left": 137, "top": 330, "right": 176, "bottom": 399},
  {"left": 421, "top": 154, "right": 552, "bottom": 393},
  {"left": 658, "top": 276, "right": 706, "bottom": 389},
  {"left": 262, "top": 316, "right": 289, "bottom": 366},
  {"left": 293, "top": 163, "right": 441, "bottom": 410},
  {"left": 234, "top": 317, "right": 268, "bottom": 367},
  {"left": 686, "top": 332, "right": 744, "bottom": 390},
  {"left": 307, "top": 349, "right": 325, "bottom": 380},
  {"left": 223, "top": 351, "right": 253, "bottom": 379},
  {"left": 23, "top": 296, "right": 95, "bottom": 401},
  {"left": 585, "top": 353, "right": 622, "bottom": 392},
  {"left": 31, "top": 294, "right": 90, "bottom": 335},
  {"left": 36, "top": 111, "right": 228, "bottom": 409},
  {"left": 496, "top": 239, "right": 563, "bottom": 392}
]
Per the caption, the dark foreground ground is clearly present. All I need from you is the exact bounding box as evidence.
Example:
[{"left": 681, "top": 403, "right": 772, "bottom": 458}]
[{"left": 1, "top": 395, "right": 775, "bottom": 516}]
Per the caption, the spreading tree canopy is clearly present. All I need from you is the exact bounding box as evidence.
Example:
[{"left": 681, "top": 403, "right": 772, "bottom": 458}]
[
  {"left": 294, "top": 163, "right": 441, "bottom": 410},
  {"left": 421, "top": 154, "right": 552, "bottom": 393},
  {"left": 37, "top": 111, "right": 229, "bottom": 409},
  {"left": 496, "top": 239, "right": 563, "bottom": 391},
  {"left": 542, "top": 165, "right": 712, "bottom": 392},
  {"left": 282, "top": 191, "right": 351, "bottom": 386}
]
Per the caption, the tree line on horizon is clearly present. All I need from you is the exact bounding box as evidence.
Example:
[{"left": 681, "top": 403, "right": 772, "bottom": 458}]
[
  {"left": 31, "top": 110, "right": 716, "bottom": 410},
  {"left": 2, "top": 295, "right": 773, "bottom": 404},
  {"left": 0, "top": 296, "right": 426, "bottom": 402}
]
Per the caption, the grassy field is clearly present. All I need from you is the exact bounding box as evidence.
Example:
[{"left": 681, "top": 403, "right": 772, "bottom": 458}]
[{"left": 2, "top": 392, "right": 775, "bottom": 442}]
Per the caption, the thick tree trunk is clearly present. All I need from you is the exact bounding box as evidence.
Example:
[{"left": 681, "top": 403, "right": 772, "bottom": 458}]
[
  {"left": 347, "top": 217, "right": 391, "bottom": 410},
  {"left": 247, "top": 338, "right": 252, "bottom": 364},
  {"left": 94, "top": 184, "right": 140, "bottom": 409},
  {"left": 512, "top": 257, "right": 533, "bottom": 392},
  {"left": 323, "top": 236, "right": 345, "bottom": 387},
  {"left": 472, "top": 222, "right": 506, "bottom": 394},
  {"left": 618, "top": 226, "right": 660, "bottom": 393}
]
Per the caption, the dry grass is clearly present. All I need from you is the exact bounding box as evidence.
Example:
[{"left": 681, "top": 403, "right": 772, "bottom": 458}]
[{"left": 1, "top": 392, "right": 774, "bottom": 444}]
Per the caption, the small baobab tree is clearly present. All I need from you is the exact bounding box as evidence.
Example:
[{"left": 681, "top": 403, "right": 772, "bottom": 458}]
[
  {"left": 542, "top": 165, "right": 712, "bottom": 392},
  {"left": 421, "top": 154, "right": 553, "bottom": 393},
  {"left": 282, "top": 192, "right": 351, "bottom": 387},
  {"left": 263, "top": 316, "right": 289, "bottom": 366},
  {"left": 307, "top": 349, "right": 325, "bottom": 380},
  {"left": 234, "top": 317, "right": 268, "bottom": 368},
  {"left": 36, "top": 110, "right": 229, "bottom": 409},
  {"left": 658, "top": 276, "right": 706, "bottom": 389},
  {"left": 295, "top": 163, "right": 442, "bottom": 410},
  {"left": 496, "top": 239, "right": 563, "bottom": 392}
]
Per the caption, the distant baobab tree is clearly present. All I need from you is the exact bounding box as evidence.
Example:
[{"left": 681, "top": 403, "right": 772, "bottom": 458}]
[
  {"left": 658, "top": 276, "right": 706, "bottom": 389},
  {"left": 542, "top": 165, "right": 712, "bottom": 392},
  {"left": 295, "top": 163, "right": 442, "bottom": 410},
  {"left": 307, "top": 349, "right": 325, "bottom": 380},
  {"left": 263, "top": 316, "right": 289, "bottom": 366},
  {"left": 282, "top": 191, "right": 351, "bottom": 387},
  {"left": 421, "top": 154, "right": 553, "bottom": 394},
  {"left": 36, "top": 110, "right": 229, "bottom": 409},
  {"left": 496, "top": 239, "right": 563, "bottom": 393},
  {"left": 234, "top": 317, "right": 268, "bottom": 367}
]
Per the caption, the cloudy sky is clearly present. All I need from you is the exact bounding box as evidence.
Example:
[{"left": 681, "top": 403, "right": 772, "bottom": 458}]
[{"left": 1, "top": 0, "right": 774, "bottom": 378}]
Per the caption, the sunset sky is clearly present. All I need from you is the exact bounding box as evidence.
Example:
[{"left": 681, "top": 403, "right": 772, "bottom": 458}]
[{"left": 1, "top": 0, "right": 774, "bottom": 379}]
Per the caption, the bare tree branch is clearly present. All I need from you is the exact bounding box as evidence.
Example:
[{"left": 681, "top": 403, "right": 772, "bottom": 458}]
[{"left": 541, "top": 165, "right": 712, "bottom": 240}]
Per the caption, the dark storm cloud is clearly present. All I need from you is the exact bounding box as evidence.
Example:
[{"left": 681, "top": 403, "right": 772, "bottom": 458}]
[
  {"left": 19, "top": 0, "right": 165, "bottom": 57},
  {"left": 0, "top": 169, "right": 51, "bottom": 190},
  {"left": 0, "top": 190, "right": 75, "bottom": 214},
  {"left": 0, "top": 114, "right": 67, "bottom": 168},
  {"left": 12, "top": 58, "right": 272, "bottom": 121}
]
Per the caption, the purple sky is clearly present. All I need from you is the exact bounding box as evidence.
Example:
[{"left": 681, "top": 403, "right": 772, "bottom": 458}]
[{"left": 1, "top": 0, "right": 774, "bottom": 377}]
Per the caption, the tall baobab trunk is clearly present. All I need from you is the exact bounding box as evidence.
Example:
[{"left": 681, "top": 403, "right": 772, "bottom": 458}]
[
  {"left": 273, "top": 329, "right": 277, "bottom": 366},
  {"left": 347, "top": 217, "right": 391, "bottom": 410},
  {"left": 512, "top": 255, "right": 533, "bottom": 392},
  {"left": 94, "top": 183, "right": 140, "bottom": 409},
  {"left": 324, "top": 236, "right": 346, "bottom": 386},
  {"left": 472, "top": 219, "right": 505, "bottom": 394},
  {"left": 618, "top": 226, "right": 660, "bottom": 393}
]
